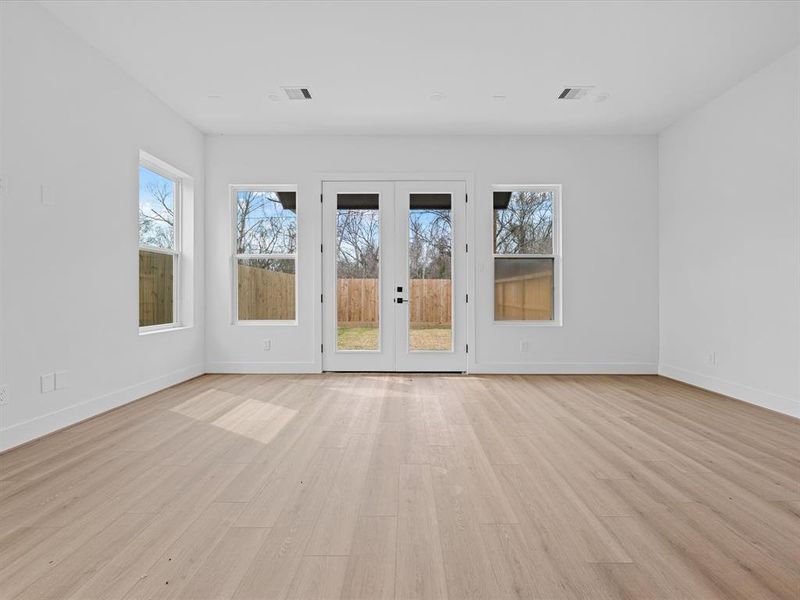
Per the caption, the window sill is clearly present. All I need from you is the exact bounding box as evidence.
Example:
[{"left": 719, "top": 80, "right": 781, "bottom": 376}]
[
  {"left": 234, "top": 320, "right": 299, "bottom": 327},
  {"left": 139, "top": 324, "right": 193, "bottom": 336},
  {"left": 493, "top": 320, "right": 563, "bottom": 327}
]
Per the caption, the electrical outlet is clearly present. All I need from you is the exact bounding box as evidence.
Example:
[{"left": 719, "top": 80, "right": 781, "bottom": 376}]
[
  {"left": 55, "top": 371, "right": 69, "bottom": 390},
  {"left": 520, "top": 339, "right": 530, "bottom": 353},
  {"left": 41, "top": 183, "right": 55, "bottom": 207},
  {"left": 263, "top": 339, "right": 271, "bottom": 352},
  {"left": 41, "top": 373, "right": 55, "bottom": 394},
  {"left": 0, "top": 384, "right": 8, "bottom": 405}
]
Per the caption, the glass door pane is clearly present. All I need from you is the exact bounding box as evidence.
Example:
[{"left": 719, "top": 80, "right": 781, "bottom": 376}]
[
  {"left": 336, "top": 193, "right": 381, "bottom": 351},
  {"left": 407, "top": 193, "right": 453, "bottom": 352}
]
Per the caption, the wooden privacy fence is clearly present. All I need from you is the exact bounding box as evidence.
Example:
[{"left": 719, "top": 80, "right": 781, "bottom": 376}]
[
  {"left": 226, "top": 269, "right": 552, "bottom": 324},
  {"left": 494, "top": 270, "right": 553, "bottom": 320},
  {"left": 238, "top": 265, "right": 296, "bottom": 320},
  {"left": 139, "top": 250, "right": 173, "bottom": 327},
  {"left": 337, "top": 278, "right": 452, "bottom": 326}
]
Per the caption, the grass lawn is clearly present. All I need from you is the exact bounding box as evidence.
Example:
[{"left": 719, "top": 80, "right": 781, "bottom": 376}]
[
  {"left": 337, "top": 325, "right": 452, "bottom": 351},
  {"left": 409, "top": 327, "right": 453, "bottom": 351},
  {"left": 337, "top": 326, "right": 380, "bottom": 350}
]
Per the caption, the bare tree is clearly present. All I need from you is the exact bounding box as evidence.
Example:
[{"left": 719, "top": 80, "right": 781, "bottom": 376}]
[
  {"left": 335, "top": 208, "right": 453, "bottom": 280},
  {"left": 336, "top": 209, "right": 380, "bottom": 278},
  {"left": 494, "top": 191, "right": 552, "bottom": 254},
  {"left": 408, "top": 209, "right": 451, "bottom": 279},
  {"left": 236, "top": 192, "right": 296, "bottom": 255},
  {"left": 139, "top": 180, "right": 174, "bottom": 248}
]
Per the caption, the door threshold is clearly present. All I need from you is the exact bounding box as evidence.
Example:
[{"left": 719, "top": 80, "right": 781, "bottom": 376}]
[{"left": 322, "top": 370, "right": 466, "bottom": 374}]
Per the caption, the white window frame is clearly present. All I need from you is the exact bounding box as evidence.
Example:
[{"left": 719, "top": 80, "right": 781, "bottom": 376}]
[
  {"left": 231, "top": 184, "right": 299, "bottom": 326},
  {"left": 138, "top": 155, "right": 183, "bottom": 333},
  {"left": 491, "top": 184, "right": 563, "bottom": 326}
]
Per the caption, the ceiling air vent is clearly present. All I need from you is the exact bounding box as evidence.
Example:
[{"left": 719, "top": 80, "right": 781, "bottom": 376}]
[
  {"left": 558, "top": 86, "right": 593, "bottom": 100},
  {"left": 282, "top": 87, "right": 312, "bottom": 100}
]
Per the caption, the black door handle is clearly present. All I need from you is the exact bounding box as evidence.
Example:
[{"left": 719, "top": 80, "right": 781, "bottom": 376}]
[
  {"left": 397, "top": 286, "right": 403, "bottom": 293},
  {"left": 396, "top": 298, "right": 404, "bottom": 304}
]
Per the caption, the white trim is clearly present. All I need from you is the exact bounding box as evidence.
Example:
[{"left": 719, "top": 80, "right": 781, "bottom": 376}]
[
  {"left": 321, "top": 180, "right": 395, "bottom": 370},
  {"left": 316, "top": 171, "right": 476, "bottom": 372},
  {"left": 206, "top": 361, "right": 320, "bottom": 374},
  {"left": 230, "top": 184, "right": 298, "bottom": 193},
  {"left": 659, "top": 363, "right": 800, "bottom": 419},
  {"left": 139, "top": 150, "right": 192, "bottom": 180},
  {"left": 0, "top": 364, "right": 203, "bottom": 452},
  {"left": 138, "top": 245, "right": 179, "bottom": 256},
  {"left": 491, "top": 184, "right": 563, "bottom": 326},
  {"left": 320, "top": 178, "right": 469, "bottom": 372},
  {"left": 394, "top": 180, "right": 467, "bottom": 371},
  {"left": 138, "top": 324, "right": 194, "bottom": 336},
  {"left": 471, "top": 362, "right": 658, "bottom": 374},
  {"left": 138, "top": 152, "right": 187, "bottom": 333},
  {"left": 234, "top": 320, "right": 298, "bottom": 327},
  {"left": 230, "top": 185, "right": 299, "bottom": 326},
  {"left": 318, "top": 171, "right": 473, "bottom": 182},
  {"left": 491, "top": 320, "right": 564, "bottom": 328}
]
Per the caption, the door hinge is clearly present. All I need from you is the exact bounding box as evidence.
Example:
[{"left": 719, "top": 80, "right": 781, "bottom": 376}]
[
  {"left": 465, "top": 243, "right": 469, "bottom": 253},
  {"left": 320, "top": 193, "right": 323, "bottom": 203},
  {"left": 321, "top": 343, "right": 324, "bottom": 353},
  {"left": 321, "top": 294, "right": 323, "bottom": 303},
  {"left": 465, "top": 293, "right": 469, "bottom": 303},
  {"left": 320, "top": 243, "right": 323, "bottom": 253},
  {"left": 465, "top": 193, "right": 468, "bottom": 203},
  {"left": 466, "top": 343, "right": 469, "bottom": 354}
]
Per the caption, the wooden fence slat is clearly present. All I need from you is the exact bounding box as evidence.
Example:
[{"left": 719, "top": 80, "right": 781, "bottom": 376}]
[
  {"left": 493, "top": 271, "right": 553, "bottom": 320},
  {"left": 333, "top": 278, "right": 452, "bottom": 326},
  {"left": 237, "top": 265, "right": 296, "bottom": 320},
  {"left": 152, "top": 270, "right": 551, "bottom": 327},
  {"left": 139, "top": 250, "right": 173, "bottom": 327}
]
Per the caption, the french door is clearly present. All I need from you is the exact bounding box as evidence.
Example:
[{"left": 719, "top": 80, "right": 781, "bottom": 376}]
[{"left": 322, "top": 180, "right": 467, "bottom": 372}]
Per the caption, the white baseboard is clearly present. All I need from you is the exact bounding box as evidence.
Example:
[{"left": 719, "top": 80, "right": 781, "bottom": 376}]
[
  {"left": 207, "top": 360, "right": 656, "bottom": 375},
  {"left": 205, "top": 361, "right": 320, "bottom": 374},
  {"left": 469, "top": 362, "right": 658, "bottom": 374},
  {"left": 0, "top": 364, "right": 204, "bottom": 452},
  {"left": 658, "top": 363, "right": 800, "bottom": 419},
  {"left": 10, "top": 361, "right": 791, "bottom": 452}
]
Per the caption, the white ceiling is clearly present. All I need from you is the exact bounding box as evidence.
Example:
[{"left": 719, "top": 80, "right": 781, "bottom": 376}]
[{"left": 40, "top": 1, "right": 800, "bottom": 135}]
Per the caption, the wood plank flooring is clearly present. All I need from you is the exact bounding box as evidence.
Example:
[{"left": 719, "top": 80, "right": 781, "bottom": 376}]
[{"left": 1, "top": 373, "right": 798, "bottom": 599}]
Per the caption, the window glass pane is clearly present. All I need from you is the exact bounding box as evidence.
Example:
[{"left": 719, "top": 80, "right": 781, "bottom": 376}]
[
  {"left": 139, "top": 249, "right": 174, "bottom": 326},
  {"left": 494, "top": 190, "right": 553, "bottom": 254},
  {"left": 237, "top": 258, "right": 296, "bottom": 320},
  {"left": 336, "top": 194, "right": 380, "bottom": 351},
  {"left": 139, "top": 166, "right": 176, "bottom": 250},
  {"left": 236, "top": 191, "right": 297, "bottom": 254},
  {"left": 494, "top": 257, "right": 554, "bottom": 321},
  {"left": 408, "top": 193, "right": 452, "bottom": 351}
]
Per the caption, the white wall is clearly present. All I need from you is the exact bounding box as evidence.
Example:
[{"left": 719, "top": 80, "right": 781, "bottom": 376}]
[
  {"left": 205, "top": 135, "right": 659, "bottom": 374},
  {"left": 0, "top": 1, "right": 205, "bottom": 450},
  {"left": 659, "top": 47, "right": 800, "bottom": 418}
]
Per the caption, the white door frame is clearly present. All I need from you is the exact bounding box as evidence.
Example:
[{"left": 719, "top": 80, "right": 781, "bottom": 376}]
[
  {"left": 317, "top": 172, "right": 475, "bottom": 373},
  {"left": 321, "top": 180, "right": 397, "bottom": 371},
  {"left": 394, "top": 180, "right": 466, "bottom": 371}
]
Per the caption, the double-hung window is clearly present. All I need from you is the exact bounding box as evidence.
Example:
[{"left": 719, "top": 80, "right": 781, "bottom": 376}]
[
  {"left": 138, "top": 160, "right": 181, "bottom": 330},
  {"left": 492, "top": 185, "right": 561, "bottom": 324},
  {"left": 233, "top": 186, "right": 298, "bottom": 323}
]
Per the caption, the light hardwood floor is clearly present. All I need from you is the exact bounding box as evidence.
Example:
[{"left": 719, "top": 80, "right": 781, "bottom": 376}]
[{"left": 1, "top": 374, "right": 798, "bottom": 600}]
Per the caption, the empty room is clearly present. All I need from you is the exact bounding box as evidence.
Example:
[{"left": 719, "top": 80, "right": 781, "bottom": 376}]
[{"left": 1, "top": 1, "right": 798, "bottom": 599}]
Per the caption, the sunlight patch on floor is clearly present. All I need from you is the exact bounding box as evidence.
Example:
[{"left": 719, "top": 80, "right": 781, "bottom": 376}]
[
  {"left": 212, "top": 399, "right": 298, "bottom": 444},
  {"left": 172, "top": 390, "right": 298, "bottom": 444}
]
